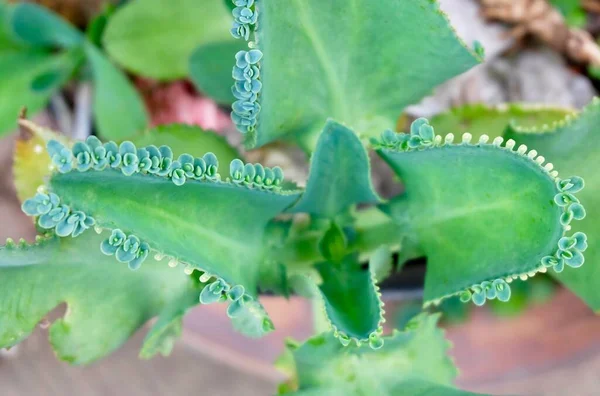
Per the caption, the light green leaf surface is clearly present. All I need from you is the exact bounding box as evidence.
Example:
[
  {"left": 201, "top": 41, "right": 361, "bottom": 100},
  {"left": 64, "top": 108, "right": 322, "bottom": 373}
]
[
  {"left": 0, "top": 49, "right": 80, "bottom": 137},
  {"left": 315, "top": 255, "right": 384, "bottom": 347},
  {"left": 190, "top": 40, "right": 248, "bottom": 105},
  {"left": 0, "top": 232, "right": 197, "bottom": 365},
  {"left": 277, "top": 314, "right": 483, "bottom": 395},
  {"left": 0, "top": 3, "right": 21, "bottom": 51},
  {"left": 504, "top": 98, "right": 600, "bottom": 310},
  {"left": 376, "top": 120, "right": 581, "bottom": 305},
  {"left": 132, "top": 124, "right": 240, "bottom": 164},
  {"left": 10, "top": 2, "right": 82, "bottom": 48},
  {"left": 254, "top": 0, "right": 481, "bottom": 147},
  {"left": 84, "top": 43, "right": 149, "bottom": 140},
  {"left": 103, "top": 0, "right": 232, "bottom": 80},
  {"left": 50, "top": 170, "right": 299, "bottom": 297},
  {"left": 292, "top": 121, "right": 380, "bottom": 218},
  {"left": 429, "top": 103, "right": 575, "bottom": 142}
]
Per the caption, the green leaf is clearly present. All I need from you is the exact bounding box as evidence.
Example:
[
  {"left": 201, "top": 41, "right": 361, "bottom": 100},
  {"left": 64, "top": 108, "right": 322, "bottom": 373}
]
[
  {"left": 84, "top": 43, "right": 149, "bottom": 140},
  {"left": 369, "top": 245, "right": 393, "bottom": 282},
  {"left": 131, "top": 124, "right": 240, "bottom": 164},
  {"left": 376, "top": 118, "right": 585, "bottom": 306},
  {"left": 292, "top": 121, "right": 380, "bottom": 218},
  {"left": 30, "top": 48, "right": 83, "bottom": 93},
  {"left": 139, "top": 285, "right": 200, "bottom": 359},
  {"left": 277, "top": 314, "right": 482, "bottom": 395},
  {"left": 0, "top": 232, "right": 197, "bottom": 365},
  {"left": 40, "top": 140, "right": 300, "bottom": 337},
  {"left": 85, "top": 4, "right": 115, "bottom": 47},
  {"left": 103, "top": 0, "right": 232, "bottom": 80},
  {"left": 314, "top": 255, "right": 384, "bottom": 347},
  {"left": 0, "top": 49, "right": 80, "bottom": 137},
  {"left": 10, "top": 2, "right": 83, "bottom": 48},
  {"left": 50, "top": 170, "right": 299, "bottom": 297},
  {"left": 0, "top": 2, "right": 21, "bottom": 51},
  {"left": 190, "top": 39, "right": 248, "bottom": 105},
  {"left": 504, "top": 98, "right": 600, "bottom": 310},
  {"left": 318, "top": 222, "right": 348, "bottom": 262},
  {"left": 253, "top": 0, "right": 481, "bottom": 147},
  {"left": 429, "top": 103, "right": 575, "bottom": 143}
]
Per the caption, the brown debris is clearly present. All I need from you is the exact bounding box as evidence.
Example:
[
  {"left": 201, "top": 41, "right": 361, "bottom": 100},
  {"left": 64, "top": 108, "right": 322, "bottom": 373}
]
[
  {"left": 480, "top": 0, "right": 600, "bottom": 66},
  {"left": 583, "top": 0, "right": 600, "bottom": 14},
  {"left": 17, "top": 107, "right": 32, "bottom": 142},
  {"left": 7, "top": 0, "right": 113, "bottom": 28}
]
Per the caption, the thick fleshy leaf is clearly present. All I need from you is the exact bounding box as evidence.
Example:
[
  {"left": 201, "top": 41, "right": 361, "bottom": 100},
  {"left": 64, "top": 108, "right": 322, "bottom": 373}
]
[
  {"left": 277, "top": 314, "right": 482, "bottom": 395},
  {"left": 253, "top": 0, "right": 481, "bottom": 147},
  {"left": 103, "top": 0, "right": 232, "bottom": 80},
  {"left": 429, "top": 103, "right": 575, "bottom": 142},
  {"left": 131, "top": 124, "right": 240, "bottom": 164},
  {"left": 10, "top": 2, "right": 83, "bottom": 48},
  {"left": 190, "top": 39, "right": 248, "bottom": 105},
  {"left": 0, "top": 49, "right": 80, "bottom": 137},
  {"left": 0, "top": 232, "right": 198, "bottom": 365},
  {"left": 376, "top": 120, "right": 584, "bottom": 306},
  {"left": 84, "top": 43, "right": 149, "bottom": 140},
  {"left": 49, "top": 164, "right": 300, "bottom": 299},
  {"left": 292, "top": 121, "right": 380, "bottom": 218},
  {"left": 315, "top": 255, "right": 384, "bottom": 347},
  {"left": 504, "top": 98, "right": 600, "bottom": 310}
]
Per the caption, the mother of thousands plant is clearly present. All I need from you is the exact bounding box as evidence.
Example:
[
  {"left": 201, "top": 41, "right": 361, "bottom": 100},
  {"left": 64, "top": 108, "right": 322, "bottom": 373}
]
[{"left": 1, "top": 0, "right": 597, "bottom": 394}]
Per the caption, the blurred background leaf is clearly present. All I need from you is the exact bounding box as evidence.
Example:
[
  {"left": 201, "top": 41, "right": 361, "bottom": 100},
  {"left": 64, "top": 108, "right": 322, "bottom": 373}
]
[
  {"left": 103, "top": 0, "right": 232, "bottom": 80},
  {"left": 189, "top": 39, "right": 247, "bottom": 105},
  {"left": 84, "top": 42, "right": 149, "bottom": 140},
  {"left": 9, "top": 2, "right": 83, "bottom": 48}
]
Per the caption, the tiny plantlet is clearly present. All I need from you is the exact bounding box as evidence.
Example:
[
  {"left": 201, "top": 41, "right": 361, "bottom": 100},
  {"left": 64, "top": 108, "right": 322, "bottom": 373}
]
[{"left": 1, "top": 0, "right": 598, "bottom": 394}]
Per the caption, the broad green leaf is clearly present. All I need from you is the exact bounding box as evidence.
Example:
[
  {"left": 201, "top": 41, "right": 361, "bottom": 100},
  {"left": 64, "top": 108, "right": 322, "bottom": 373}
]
[
  {"left": 10, "top": 2, "right": 82, "bottom": 48},
  {"left": 190, "top": 40, "right": 248, "bottom": 105},
  {"left": 0, "top": 49, "right": 80, "bottom": 137},
  {"left": 103, "top": 0, "right": 232, "bottom": 80},
  {"left": 277, "top": 314, "right": 482, "bottom": 395},
  {"left": 50, "top": 170, "right": 299, "bottom": 297},
  {"left": 40, "top": 138, "right": 300, "bottom": 337},
  {"left": 0, "top": 232, "right": 198, "bottom": 365},
  {"left": 315, "top": 255, "right": 384, "bottom": 348},
  {"left": 84, "top": 43, "right": 149, "bottom": 140},
  {"left": 253, "top": 0, "right": 481, "bottom": 147},
  {"left": 132, "top": 124, "right": 240, "bottom": 164},
  {"left": 376, "top": 119, "right": 585, "bottom": 306},
  {"left": 504, "top": 98, "right": 600, "bottom": 310},
  {"left": 292, "top": 121, "right": 380, "bottom": 218},
  {"left": 429, "top": 103, "right": 575, "bottom": 143},
  {"left": 0, "top": 2, "right": 21, "bottom": 51}
]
